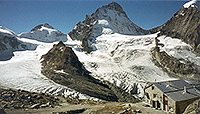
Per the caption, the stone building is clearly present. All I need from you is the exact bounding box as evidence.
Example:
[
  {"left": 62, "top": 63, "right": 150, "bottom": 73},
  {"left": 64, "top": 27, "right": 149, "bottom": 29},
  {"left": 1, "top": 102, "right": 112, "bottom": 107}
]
[{"left": 144, "top": 80, "right": 200, "bottom": 113}]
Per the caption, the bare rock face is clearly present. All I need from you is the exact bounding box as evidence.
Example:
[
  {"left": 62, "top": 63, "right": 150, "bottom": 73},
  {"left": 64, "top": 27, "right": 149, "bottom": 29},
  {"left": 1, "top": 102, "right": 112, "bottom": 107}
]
[
  {"left": 41, "top": 41, "right": 88, "bottom": 76},
  {"left": 69, "top": 2, "right": 148, "bottom": 52},
  {"left": 151, "top": 1, "right": 200, "bottom": 53},
  {"left": 41, "top": 41, "right": 138, "bottom": 102}
]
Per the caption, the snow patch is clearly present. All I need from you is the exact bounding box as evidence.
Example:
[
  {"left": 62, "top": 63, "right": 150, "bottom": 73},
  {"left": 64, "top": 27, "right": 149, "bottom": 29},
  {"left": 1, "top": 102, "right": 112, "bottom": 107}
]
[
  {"left": 183, "top": 0, "right": 200, "bottom": 10},
  {"left": 0, "top": 28, "right": 13, "bottom": 35},
  {"left": 180, "top": 11, "right": 185, "bottom": 16},
  {"left": 54, "top": 70, "right": 69, "bottom": 75},
  {"left": 40, "top": 26, "right": 57, "bottom": 33},
  {"left": 98, "top": 20, "right": 109, "bottom": 25}
]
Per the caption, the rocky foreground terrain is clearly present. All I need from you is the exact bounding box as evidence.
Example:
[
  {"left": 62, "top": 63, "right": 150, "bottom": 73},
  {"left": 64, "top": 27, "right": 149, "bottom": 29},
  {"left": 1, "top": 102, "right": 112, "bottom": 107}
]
[
  {"left": 0, "top": 87, "right": 199, "bottom": 114},
  {"left": 0, "top": 87, "right": 105, "bottom": 114},
  {"left": 0, "top": 87, "right": 60, "bottom": 114},
  {"left": 0, "top": 88, "right": 168, "bottom": 114}
]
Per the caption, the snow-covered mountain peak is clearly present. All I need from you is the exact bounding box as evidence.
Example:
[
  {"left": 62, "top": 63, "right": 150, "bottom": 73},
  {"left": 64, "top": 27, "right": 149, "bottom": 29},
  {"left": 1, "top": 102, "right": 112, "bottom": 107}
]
[
  {"left": 69, "top": 2, "right": 148, "bottom": 52},
  {"left": 19, "top": 23, "right": 67, "bottom": 43},
  {"left": 99, "top": 2, "right": 127, "bottom": 17},
  {"left": 90, "top": 1, "right": 148, "bottom": 36},
  {"left": 184, "top": 0, "right": 200, "bottom": 10}
]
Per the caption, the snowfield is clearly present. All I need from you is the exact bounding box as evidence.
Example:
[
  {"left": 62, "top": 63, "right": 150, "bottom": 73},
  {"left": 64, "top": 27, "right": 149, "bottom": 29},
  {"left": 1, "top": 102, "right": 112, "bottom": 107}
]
[
  {"left": 0, "top": 32, "right": 199, "bottom": 99},
  {"left": 72, "top": 33, "right": 175, "bottom": 97},
  {"left": 0, "top": 38, "right": 95, "bottom": 100}
]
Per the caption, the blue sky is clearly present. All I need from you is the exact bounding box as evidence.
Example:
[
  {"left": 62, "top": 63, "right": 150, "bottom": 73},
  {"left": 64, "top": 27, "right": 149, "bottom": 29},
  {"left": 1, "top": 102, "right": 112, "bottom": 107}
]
[{"left": 0, "top": 0, "right": 188, "bottom": 34}]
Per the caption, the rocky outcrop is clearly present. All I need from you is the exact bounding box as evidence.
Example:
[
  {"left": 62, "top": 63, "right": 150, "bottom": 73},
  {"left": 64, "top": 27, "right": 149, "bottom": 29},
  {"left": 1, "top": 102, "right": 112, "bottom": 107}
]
[
  {"left": 151, "top": 1, "right": 200, "bottom": 53},
  {"left": 41, "top": 41, "right": 88, "bottom": 76},
  {"left": 69, "top": 2, "right": 148, "bottom": 52},
  {"left": 41, "top": 41, "right": 138, "bottom": 102},
  {"left": 0, "top": 88, "right": 60, "bottom": 110},
  {"left": 153, "top": 45, "right": 200, "bottom": 82},
  {"left": 19, "top": 23, "right": 67, "bottom": 43}
]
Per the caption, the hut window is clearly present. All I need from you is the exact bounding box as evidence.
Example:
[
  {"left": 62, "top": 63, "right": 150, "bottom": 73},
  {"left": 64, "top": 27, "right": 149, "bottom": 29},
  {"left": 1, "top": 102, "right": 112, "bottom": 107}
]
[{"left": 152, "top": 86, "right": 154, "bottom": 90}]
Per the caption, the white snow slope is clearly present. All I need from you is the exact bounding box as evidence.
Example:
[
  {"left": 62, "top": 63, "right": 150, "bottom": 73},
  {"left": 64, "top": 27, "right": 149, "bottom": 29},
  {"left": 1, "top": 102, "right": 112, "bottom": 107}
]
[
  {"left": 72, "top": 33, "right": 176, "bottom": 97},
  {"left": 1, "top": 31, "right": 199, "bottom": 99},
  {"left": 0, "top": 38, "right": 96, "bottom": 100}
]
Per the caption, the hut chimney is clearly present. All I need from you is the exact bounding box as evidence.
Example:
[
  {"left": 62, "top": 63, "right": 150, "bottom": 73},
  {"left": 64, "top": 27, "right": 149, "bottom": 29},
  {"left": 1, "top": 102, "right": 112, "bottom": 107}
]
[{"left": 184, "top": 85, "right": 187, "bottom": 93}]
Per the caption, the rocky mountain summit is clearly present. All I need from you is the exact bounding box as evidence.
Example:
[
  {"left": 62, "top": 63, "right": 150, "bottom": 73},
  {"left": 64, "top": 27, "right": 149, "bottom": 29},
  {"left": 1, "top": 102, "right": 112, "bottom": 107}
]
[
  {"left": 69, "top": 2, "right": 148, "bottom": 52},
  {"left": 0, "top": 26, "right": 36, "bottom": 61},
  {"left": 19, "top": 23, "right": 67, "bottom": 43},
  {"left": 151, "top": 0, "right": 200, "bottom": 53}
]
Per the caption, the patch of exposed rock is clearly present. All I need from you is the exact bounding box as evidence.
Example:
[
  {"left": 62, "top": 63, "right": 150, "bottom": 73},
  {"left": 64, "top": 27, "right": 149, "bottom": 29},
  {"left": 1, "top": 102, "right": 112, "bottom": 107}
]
[
  {"left": 41, "top": 41, "right": 138, "bottom": 102},
  {"left": 151, "top": 3, "right": 200, "bottom": 53},
  {"left": 68, "top": 2, "right": 148, "bottom": 52},
  {"left": 0, "top": 88, "right": 60, "bottom": 110}
]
